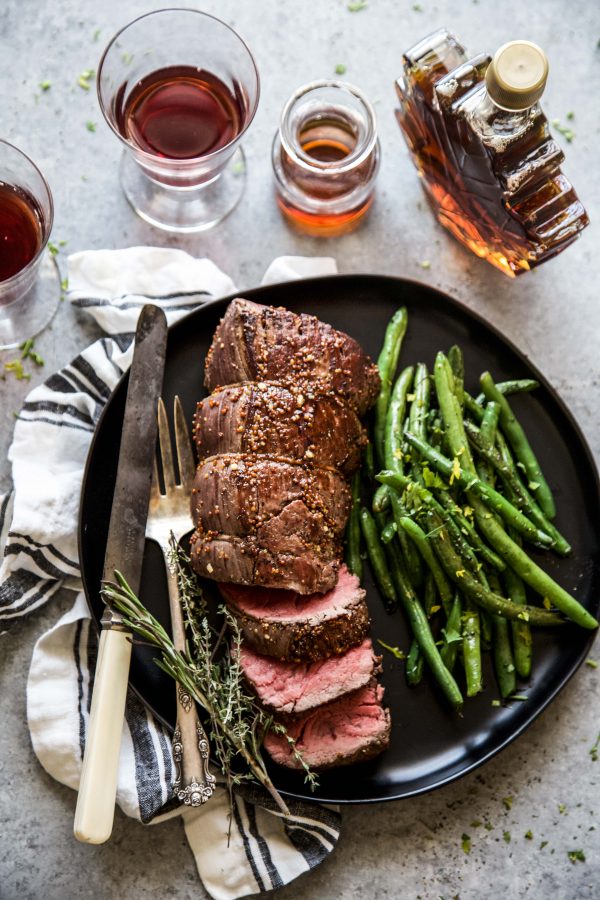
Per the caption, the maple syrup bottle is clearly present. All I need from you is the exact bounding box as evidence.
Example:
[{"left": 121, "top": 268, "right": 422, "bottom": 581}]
[{"left": 395, "top": 32, "right": 589, "bottom": 277}]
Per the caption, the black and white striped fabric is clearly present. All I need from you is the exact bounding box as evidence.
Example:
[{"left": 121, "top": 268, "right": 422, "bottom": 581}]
[{"left": 1, "top": 247, "right": 340, "bottom": 900}]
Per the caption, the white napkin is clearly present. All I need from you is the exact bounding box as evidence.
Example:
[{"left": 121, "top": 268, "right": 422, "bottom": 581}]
[{"left": 0, "top": 248, "right": 340, "bottom": 900}]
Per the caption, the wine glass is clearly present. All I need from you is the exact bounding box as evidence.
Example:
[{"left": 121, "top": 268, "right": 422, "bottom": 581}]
[
  {"left": 0, "top": 140, "right": 59, "bottom": 350},
  {"left": 97, "top": 8, "right": 260, "bottom": 233}
]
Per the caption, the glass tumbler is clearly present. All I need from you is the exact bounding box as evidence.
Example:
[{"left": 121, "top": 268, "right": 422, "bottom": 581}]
[
  {"left": 272, "top": 80, "right": 380, "bottom": 237},
  {"left": 97, "top": 9, "right": 260, "bottom": 232},
  {"left": 0, "top": 140, "right": 59, "bottom": 350}
]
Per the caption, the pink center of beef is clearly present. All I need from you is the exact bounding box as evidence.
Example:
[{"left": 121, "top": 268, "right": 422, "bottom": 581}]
[
  {"left": 239, "top": 638, "right": 376, "bottom": 713},
  {"left": 219, "top": 564, "right": 360, "bottom": 621},
  {"left": 263, "top": 683, "right": 389, "bottom": 766}
]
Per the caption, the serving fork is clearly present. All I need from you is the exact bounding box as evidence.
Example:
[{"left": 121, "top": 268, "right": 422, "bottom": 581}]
[{"left": 146, "top": 395, "right": 216, "bottom": 806}]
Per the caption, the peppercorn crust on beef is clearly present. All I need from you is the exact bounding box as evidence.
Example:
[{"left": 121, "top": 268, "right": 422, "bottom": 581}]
[
  {"left": 193, "top": 382, "right": 366, "bottom": 476},
  {"left": 191, "top": 298, "right": 390, "bottom": 770},
  {"left": 191, "top": 298, "right": 380, "bottom": 595},
  {"left": 190, "top": 453, "right": 350, "bottom": 594},
  {"left": 204, "top": 298, "right": 380, "bottom": 416}
]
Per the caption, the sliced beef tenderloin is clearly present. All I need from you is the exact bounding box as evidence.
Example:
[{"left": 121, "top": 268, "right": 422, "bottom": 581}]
[
  {"left": 204, "top": 298, "right": 381, "bottom": 416},
  {"left": 193, "top": 382, "right": 365, "bottom": 475},
  {"left": 191, "top": 453, "right": 350, "bottom": 557},
  {"left": 190, "top": 532, "right": 339, "bottom": 595},
  {"left": 239, "top": 638, "right": 381, "bottom": 716},
  {"left": 217, "top": 564, "right": 369, "bottom": 659},
  {"left": 263, "top": 681, "right": 391, "bottom": 769}
]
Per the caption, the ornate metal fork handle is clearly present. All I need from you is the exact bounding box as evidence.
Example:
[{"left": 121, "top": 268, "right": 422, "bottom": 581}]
[{"left": 164, "top": 557, "right": 216, "bottom": 807}]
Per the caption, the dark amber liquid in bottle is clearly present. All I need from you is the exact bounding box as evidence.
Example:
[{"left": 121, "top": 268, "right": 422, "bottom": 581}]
[
  {"left": 395, "top": 31, "right": 589, "bottom": 277},
  {"left": 115, "top": 66, "right": 245, "bottom": 159},
  {"left": 0, "top": 182, "right": 43, "bottom": 283}
]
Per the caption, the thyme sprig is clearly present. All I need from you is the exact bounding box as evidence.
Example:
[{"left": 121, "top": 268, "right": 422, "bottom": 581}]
[{"left": 102, "top": 540, "right": 318, "bottom": 815}]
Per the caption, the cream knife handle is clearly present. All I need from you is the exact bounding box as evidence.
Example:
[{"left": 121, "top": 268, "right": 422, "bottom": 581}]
[{"left": 74, "top": 627, "right": 132, "bottom": 844}]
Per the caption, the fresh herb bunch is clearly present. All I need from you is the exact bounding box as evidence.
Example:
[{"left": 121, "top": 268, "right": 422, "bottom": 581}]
[{"left": 102, "top": 540, "right": 318, "bottom": 815}]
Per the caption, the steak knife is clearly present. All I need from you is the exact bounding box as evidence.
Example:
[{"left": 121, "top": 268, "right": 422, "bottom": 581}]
[{"left": 74, "top": 304, "right": 168, "bottom": 844}]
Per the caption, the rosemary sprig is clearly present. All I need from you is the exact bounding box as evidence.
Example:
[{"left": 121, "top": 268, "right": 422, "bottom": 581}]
[{"left": 102, "top": 544, "right": 318, "bottom": 815}]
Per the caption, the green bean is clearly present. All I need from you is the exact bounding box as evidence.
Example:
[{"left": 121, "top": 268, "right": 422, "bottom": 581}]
[
  {"left": 378, "top": 469, "right": 489, "bottom": 577},
  {"left": 381, "top": 520, "right": 397, "bottom": 544},
  {"left": 473, "top": 481, "right": 596, "bottom": 630},
  {"left": 374, "top": 308, "right": 408, "bottom": 466},
  {"left": 384, "top": 540, "right": 463, "bottom": 710},
  {"left": 475, "top": 379, "right": 539, "bottom": 405},
  {"left": 462, "top": 600, "right": 483, "bottom": 697},
  {"left": 480, "top": 371, "right": 556, "bottom": 520},
  {"left": 409, "top": 363, "right": 430, "bottom": 484},
  {"left": 420, "top": 508, "right": 564, "bottom": 627},
  {"left": 488, "top": 572, "right": 517, "bottom": 699},
  {"left": 406, "top": 573, "right": 438, "bottom": 686},
  {"left": 464, "top": 391, "right": 485, "bottom": 423},
  {"left": 448, "top": 345, "right": 465, "bottom": 410},
  {"left": 397, "top": 516, "right": 453, "bottom": 614},
  {"left": 475, "top": 402, "right": 502, "bottom": 554},
  {"left": 436, "top": 372, "right": 598, "bottom": 628},
  {"left": 434, "top": 353, "right": 474, "bottom": 465},
  {"left": 475, "top": 404, "right": 500, "bottom": 654},
  {"left": 406, "top": 638, "right": 424, "bottom": 685},
  {"left": 385, "top": 366, "right": 415, "bottom": 472},
  {"left": 361, "top": 440, "right": 375, "bottom": 483},
  {"left": 373, "top": 483, "right": 390, "bottom": 513},
  {"left": 380, "top": 388, "right": 424, "bottom": 582},
  {"left": 389, "top": 491, "right": 423, "bottom": 587},
  {"left": 373, "top": 475, "right": 421, "bottom": 580},
  {"left": 434, "top": 490, "right": 506, "bottom": 572},
  {"left": 404, "top": 430, "right": 553, "bottom": 547},
  {"left": 378, "top": 471, "right": 562, "bottom": 625},
  {"left": 407, "top": 364, "right": 501, "bottom": 578},
  {"left": 359, "top": 507, "right": 398, "bottom": 609},
  {"left": 503, "top": 564, "right": 532, "bottom": 678},
  {"left": 345, "top": 472, "right": 363, "bottom": 580},
  {"left": 433, "top": 493, "right": 484, "bottom": 576},
  {"left": 478, "top": 401, "right": 501, "bottom": 483},
  {"left": 480, "top": 609, "right": 493, "bottom": 647},
  {"left": 440, "top": 593, "right": 462, "bottom": 673},
  {"left": 428, "top": 412, "right": 445, "bottom": 451},
  {"left": 464, "top": 419, "right": 571, "bottom": 555},
  {"left": 493, "top": 614, "right": 517, "bottom": 699},
  {"left": 424, "top": 570, "right": 438, "bottom": 615},
  {"left": 460, "top": 387, "right": 593, "bottom": 627}
]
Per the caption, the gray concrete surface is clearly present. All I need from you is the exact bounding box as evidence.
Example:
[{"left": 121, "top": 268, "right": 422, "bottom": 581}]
[{"left": 1, "top": 2, "right": 599, "bottom": 898}]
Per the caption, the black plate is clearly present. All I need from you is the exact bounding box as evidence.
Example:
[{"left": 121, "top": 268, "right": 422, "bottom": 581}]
[{"left": 79, "top": 274, "right": 600, "bottom": 804}]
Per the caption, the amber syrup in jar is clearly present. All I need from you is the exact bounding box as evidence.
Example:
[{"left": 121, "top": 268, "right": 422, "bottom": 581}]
[
  {"left": 272, "top": 81, "right": 380, "bottom": 237},
  {"left": 395, "top": 30, "right": 588, "bottom": 276}
]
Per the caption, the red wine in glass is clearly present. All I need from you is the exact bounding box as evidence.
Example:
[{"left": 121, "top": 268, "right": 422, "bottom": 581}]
[
  {"left": 115, "top": 66, "right": 246, "bottom": 160},
  {"left": 0, "top": 182, "right": 43, "bottom": 284},
  {"left": 97, "top": 9, "right": 260, "bottom": 231}
]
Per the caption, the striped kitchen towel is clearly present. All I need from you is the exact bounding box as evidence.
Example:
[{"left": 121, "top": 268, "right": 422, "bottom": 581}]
[{"left": 0, "top": 247, "right": 340, "bottom": 900}]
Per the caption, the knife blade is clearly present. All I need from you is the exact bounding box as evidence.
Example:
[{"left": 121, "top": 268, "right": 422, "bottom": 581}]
[{"left": 74, "top": 303, "right": 168, "bottom": 844}]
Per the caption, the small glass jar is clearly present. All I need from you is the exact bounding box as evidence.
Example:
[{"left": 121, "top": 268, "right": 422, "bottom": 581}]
[{"left": 272, "top": 80, "right": 380, "bottom": 237}]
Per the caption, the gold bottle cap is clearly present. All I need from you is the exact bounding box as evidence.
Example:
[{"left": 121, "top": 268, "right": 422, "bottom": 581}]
[{"left": 485, "top": 41, "right": 549, "bottom": 111}]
